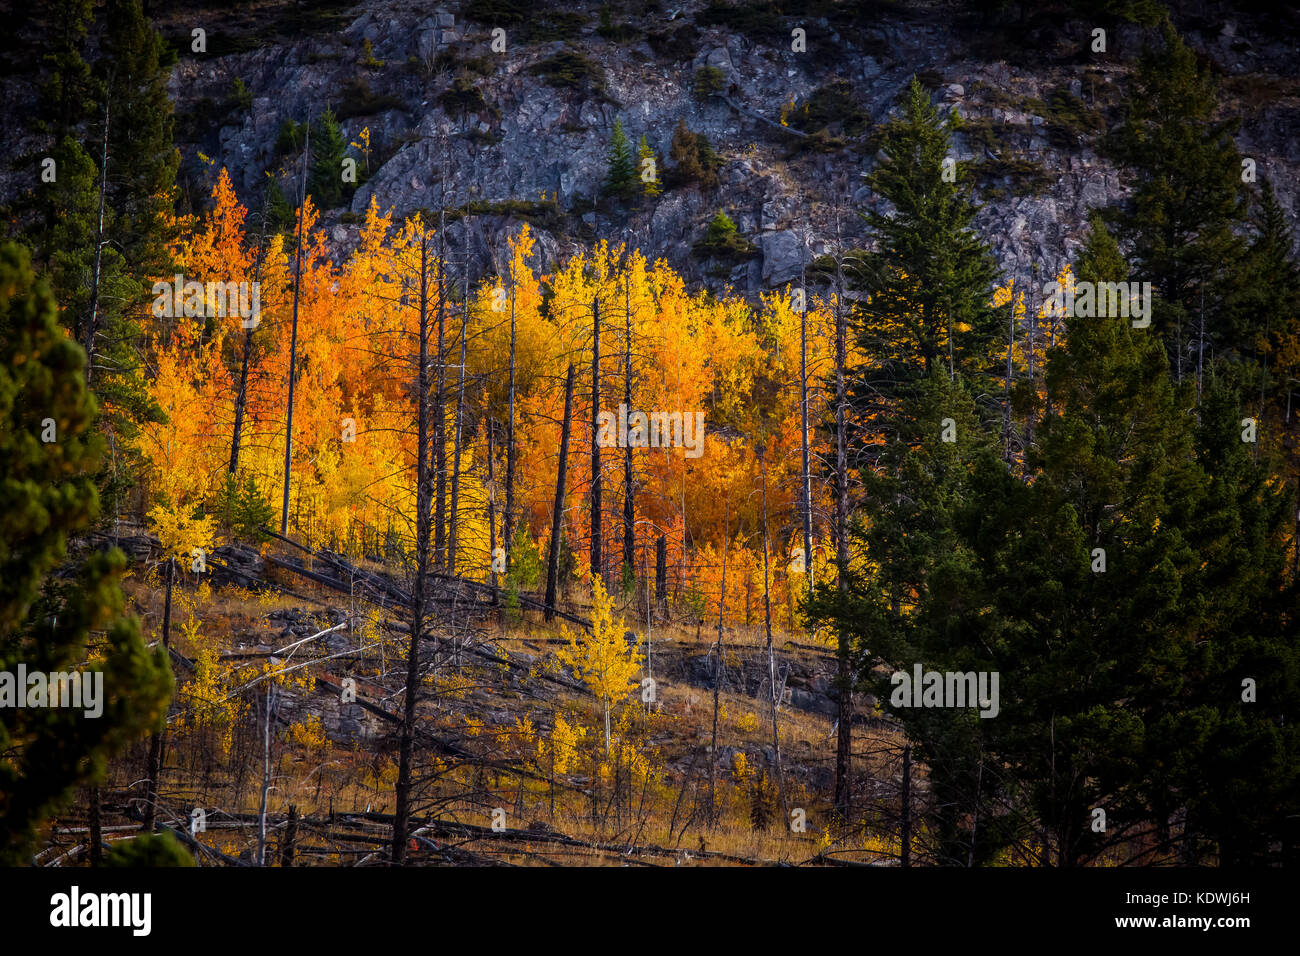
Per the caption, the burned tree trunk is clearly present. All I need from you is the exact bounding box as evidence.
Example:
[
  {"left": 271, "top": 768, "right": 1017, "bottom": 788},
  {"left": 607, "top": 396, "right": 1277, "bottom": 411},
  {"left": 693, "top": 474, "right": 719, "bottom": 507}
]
[
  {"left": 590, "top": 297, "right": 603, "bottom": 585},
  {"left": 504, "top": 284, "right": 517, "bottom": 577},
  {"left": 545, "top": 364, "right": 576, "bottom": 622},
  {"left": 708, "top": 500, "right": 729, "bottom": 826},
  {"left": 833, "top": 246, "right": 853, "bottom": 819},
  {"left": 433, "top": 242, "right": 448, "bottom": 571},
  {"left": 622, "top": 276, "right": 635, "bottom": 577},
  {"left": 141, "top": 556, "right": 175, "bottom": 832},
  {"left": 279, "top": 117, "right": 310, "bottom": 536},
  {"left": 448, "top": 274, "right": 468, "bottom": 575},
  {"left": 392, "top": 228, "right": 435, "bottom": 865},
  {"left": 655, "top": 534, "right": 667, "bottom": 619}
]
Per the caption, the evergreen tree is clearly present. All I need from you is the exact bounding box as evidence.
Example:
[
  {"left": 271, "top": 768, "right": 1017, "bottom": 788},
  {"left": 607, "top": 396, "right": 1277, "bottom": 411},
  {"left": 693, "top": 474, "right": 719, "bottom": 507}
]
[
  {"left": 1172, "top": 373, "right": 1300, "bottom": 863},
  {"left": 0, "top": 243, "right": 172, "bottom": 865},
  {"left": 813, "top": 216, "right": 1300, "bottom": 865},
  {"left": 1105, "top": 21, "right": 1249, "bottom": 378},
  {"left": 307, "top": 109, "right": 348, "bottom": 209},
  {"left": 665, "top": 118, "right": 720, "bottom": 190},
  {"left": 848, "top": 76, "right": 1003, "bottom": 438},
  {"left": 603, "top": 118, "right": 636, "bottom": 200},
  {"left": 99, "top": 0, "right": 180, "bottom": 293}
]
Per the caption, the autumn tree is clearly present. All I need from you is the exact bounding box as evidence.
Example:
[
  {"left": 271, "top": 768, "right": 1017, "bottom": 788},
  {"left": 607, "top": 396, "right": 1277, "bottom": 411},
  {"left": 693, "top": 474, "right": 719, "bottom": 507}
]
[
  {"left": 637, "top": 133, "right": 661, "bottom": 199},
  {"left": 556, "top": 577, "right": 642, "bottom": 752}
]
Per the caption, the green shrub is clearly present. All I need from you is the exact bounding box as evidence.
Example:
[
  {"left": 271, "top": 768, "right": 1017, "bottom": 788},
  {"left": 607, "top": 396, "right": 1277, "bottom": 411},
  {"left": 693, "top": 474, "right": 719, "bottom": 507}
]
[
  {"left": 230, "top": 77, "right": 253, "bottom": 112},
  {"left": 432, "top": 50, "right": 496, "bottom": 78},
  {"left": 597, "top": 4, "right": 637, "bottom": 42},
  {"left": 438, "top": 76, "right": 499, "bottom": 123},
  {"left": 698, "top": 1, "right": 786, "bottom": 41},
  {"left": 647, "top": 22, "right": 699, "bottom": 61},
  {"left": 105, "top": 832, "right": 194, "bottom": 867},
  {"left": 528, "top": 49, "right": 610, "bottom": 101},
  {"left": 786, "top": 79, "right": 869, "bottom": 137},
  {"left": 693, "top": 211, "right": 757, "bottom": 261},
  {"left": 335, "top": 76, "right": 406, "bottom": 121},
  {"left": 692, "top": 66, "right": 727, "bottom": 100},
  {"left": 463, "top": 0, "right": 584, "bottom": 42}
]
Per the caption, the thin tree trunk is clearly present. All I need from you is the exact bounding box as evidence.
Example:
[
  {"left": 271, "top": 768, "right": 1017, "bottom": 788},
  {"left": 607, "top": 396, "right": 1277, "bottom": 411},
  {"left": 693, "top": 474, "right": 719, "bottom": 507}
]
[
  {"left": 257, "top": 685, "right": 273, "bottom": 866},
  {"left": 655, "top": 534, "right": 667, "bottom": 619},
  {"left": 88, "top": 787, "right": 102, "bottom": 866},
  {"left": 448, "top": 274, "right": 468, "bottom": 574},
  {"left": 392, "top": 228, "right": 435, "bottom": 865},
  {"left": 799, "top": 260, "right": 813, "bottom": 601},
  {"left": 280, "top": 118, "right": 310, "bottom": 536},
  {"left": 504, "top": 283, "right": 517, "bottom": 573},
  {"left": 84, "top": 98, "right": 109, "bottom": 384},
  {"left": 591, "top": 297, "right": 603, "bottom": 584},
  {"left": 758, "top": 447, "right": 787, "bottom": 821},
  {"left": 900, "top": 744, "right": 911, "bottom": 867},
  {"left": 229, "top": 203, "right": 271, "bottom": 475},
  {"left": 545, "top": 365, "right": 576, "bottom": 622},
  {"left": 832, "top": 242, "right": 852, "bottom": 818},
  {"left": 488, "top": 425, "right": 498, "bottom": 601},
  {"left": 708, "top": 500, "right": 729, "bottom": 826},
  {"left": 433, "top": 227, "right": 448, "bottom": 570},
  {"left": 141, "top": 557, "right": 175, "bottom": 832},
  {"left": 1004, "top": 277, "right": 1015, "bottom": 456},
  {"left": 623, "top": 277, "right": 635, "bottom": 577},
  {"left": 280, "top": 804, "right": 298, "bottom": 867}
]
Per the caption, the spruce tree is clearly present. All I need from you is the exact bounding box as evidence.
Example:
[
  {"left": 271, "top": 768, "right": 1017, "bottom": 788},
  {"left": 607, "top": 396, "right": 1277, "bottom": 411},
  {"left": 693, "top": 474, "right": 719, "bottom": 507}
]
[
  {"left": 603, "top": 118, "right": 636, "bottom": 200},
  {"left": 1106, "top": 21, "right": 1249, "bottom": 377},
  {"left": 848, "top": 76, "right": 1003, "bottom": 435},
  {"left": 307, "top": 109, "right": 348, "bottom": 209},
  {"left": 0, "top": 243, "right": 172, "bottom": 865}
]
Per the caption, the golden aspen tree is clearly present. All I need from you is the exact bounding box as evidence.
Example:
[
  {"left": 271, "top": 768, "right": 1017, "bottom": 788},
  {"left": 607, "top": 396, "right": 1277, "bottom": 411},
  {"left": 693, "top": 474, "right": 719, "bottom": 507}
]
[{"left": 555, "top": 577, "right": 642, "bottom": 752}]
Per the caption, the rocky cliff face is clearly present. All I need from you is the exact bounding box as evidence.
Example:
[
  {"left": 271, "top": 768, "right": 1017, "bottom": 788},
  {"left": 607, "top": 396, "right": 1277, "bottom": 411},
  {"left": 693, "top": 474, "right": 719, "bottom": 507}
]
[{"left": 20, "top": 2, "right": 1300, "bottom": 298}]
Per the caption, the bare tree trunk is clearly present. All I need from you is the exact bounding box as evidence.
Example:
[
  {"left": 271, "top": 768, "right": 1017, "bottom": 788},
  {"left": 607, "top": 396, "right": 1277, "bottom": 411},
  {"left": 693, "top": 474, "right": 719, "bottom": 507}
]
[
  {"left": 448, "top": 275, "right": 468, "bottom": 574},
  {"left": 141, "top": 557, "right": 175, "bottom": 832},
  {"left": 257, "top": 685, "right": 273, "bottom": 866},
  {"left": 900, "top": 744, "right": 911, "bottom": 867},
  {"left": 655, "top": 535, "right": 667, "bottom": 619},
  {"left": 392, "top": 229, "right": 436, "bottom": 865},
  {"left": 229, "top": 202, "right": 271, "bottom": 476},
  {"left": 504, "top": 284, "right": 517, "bottom": 573},
  {"left": 1025, "top": 286, "right": 1035, "bottom": 445},
  {"left": 279, "top": 118, "right": 310, "bottom": 536},
  {"left": 622, "top": 277, "right": 635, "bottom": 578},
  {"left": 832, "top": 241, "right": 852, "bottom": 819},
  {"left": 545, "top": 365, "right": 576, "bottom": 622},
  {"left": 433, "top": 233, "right": 448, "bottom": 571},
  {"left": 758, "top": 447, "right": 787, "bottom": 821},
  {"left": 84, "top": 98, "right": 109, "bottom": 384},
  {"left": 1004, "top": 277, "right": 1015, "bottom": 457},
  {"left": 487, "top": 425, "right": 498, "bottom": 600},
  {"left": 88, "top": 787, "right": 102, "bottom": 866},
  {"left": 708, "top": 500, "right": 729, "bottom": 826},
  {"left": 590, "top": 297, "right": 603, "bottom": 585},
  {"left": 799, "top": 260, "right": 813, "bottom": 601},
  {"left": 280, "top": 804, "right": 298, "bottom": 867}
]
